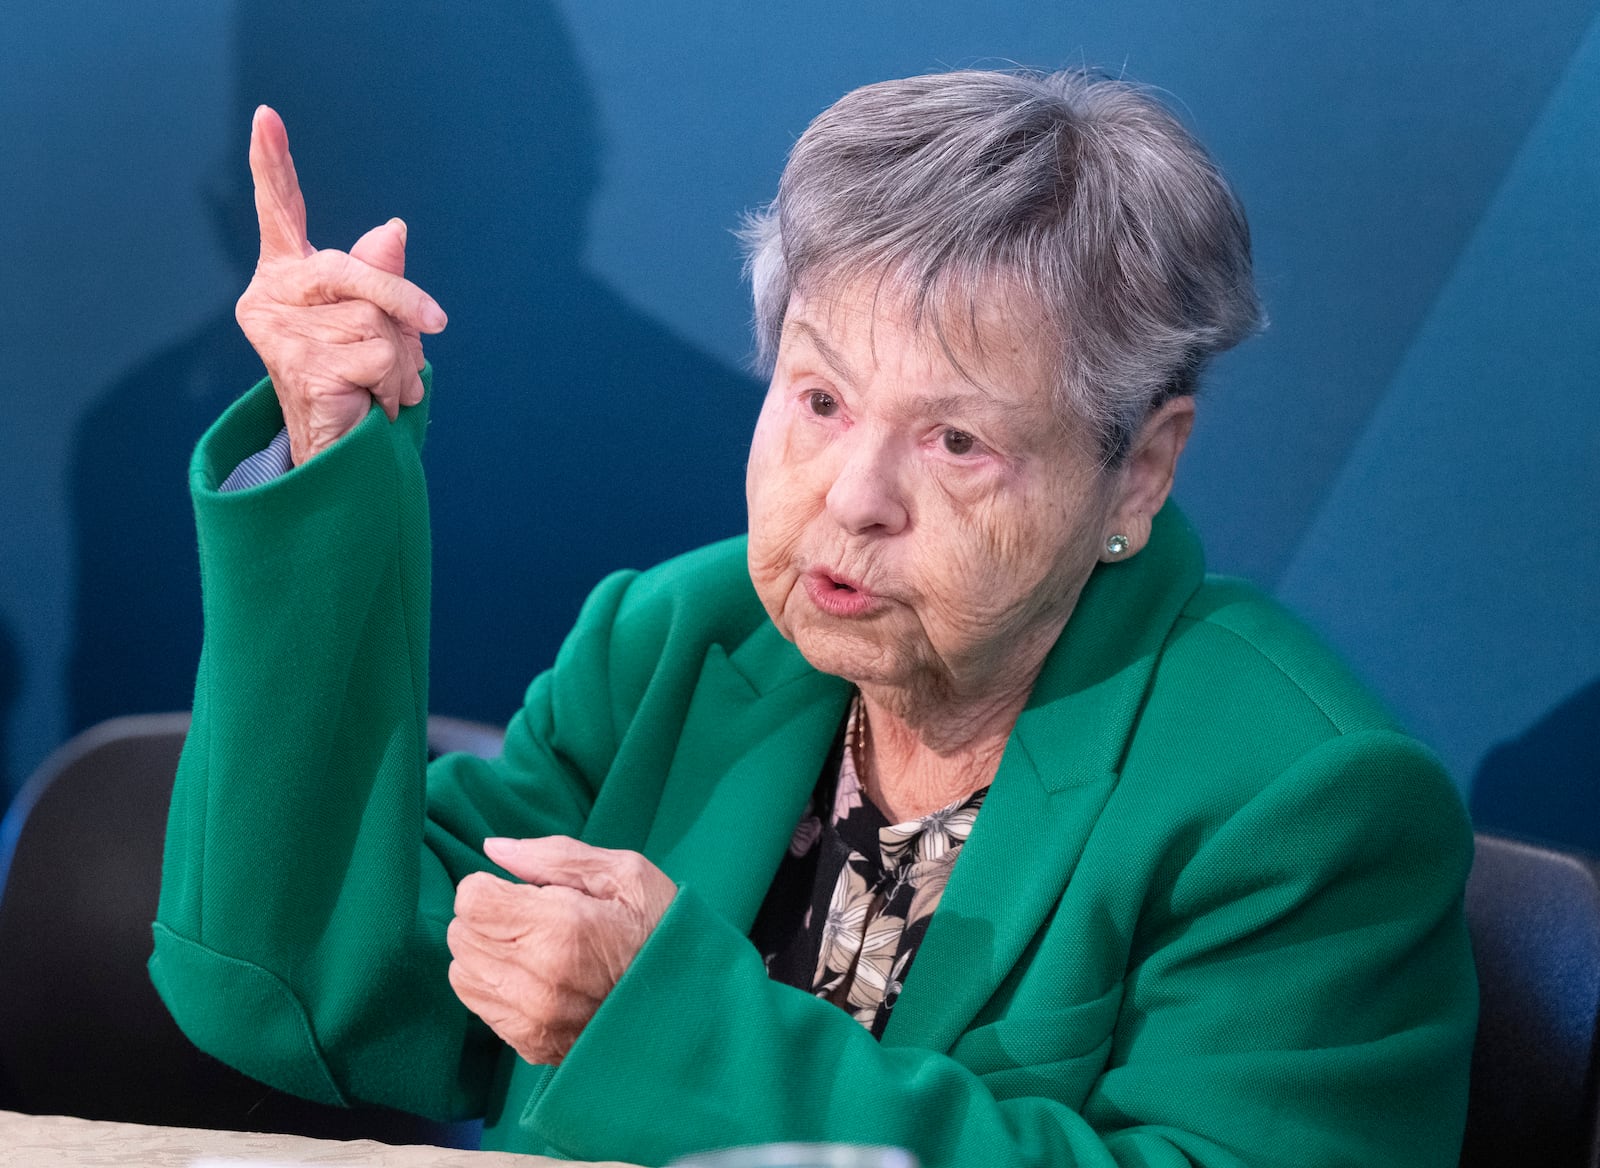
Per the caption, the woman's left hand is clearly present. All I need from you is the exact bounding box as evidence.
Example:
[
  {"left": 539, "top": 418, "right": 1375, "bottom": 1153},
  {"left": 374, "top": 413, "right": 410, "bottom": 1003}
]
[{"left": 447, "top": 836, "right": 677, "bottom": 1066}]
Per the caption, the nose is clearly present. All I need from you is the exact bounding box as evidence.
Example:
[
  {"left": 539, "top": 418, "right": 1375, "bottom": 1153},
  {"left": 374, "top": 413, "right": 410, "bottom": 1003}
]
[{"left": 825, "top": 428, "right": 910, "bottom": 536}]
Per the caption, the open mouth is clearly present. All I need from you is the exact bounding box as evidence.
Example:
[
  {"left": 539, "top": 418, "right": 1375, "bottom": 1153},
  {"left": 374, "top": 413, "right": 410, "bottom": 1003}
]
[{"left": 802, "top": 569, "right": 877, "bottom": 616}]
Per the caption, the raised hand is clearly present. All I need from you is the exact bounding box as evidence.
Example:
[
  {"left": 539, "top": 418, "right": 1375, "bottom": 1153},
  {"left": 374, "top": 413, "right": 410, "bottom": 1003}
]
[
  {"left": 233, "top": 105, "right": 448, "bottom": 466},
  {"left": 447, "top": 837, "right": 678, "bottom": 1066}
]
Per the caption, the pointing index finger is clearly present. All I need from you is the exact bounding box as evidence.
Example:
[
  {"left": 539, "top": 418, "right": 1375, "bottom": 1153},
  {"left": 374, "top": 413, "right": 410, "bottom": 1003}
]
[{"left": 249, "top": 105, "right": 313, "bottom": 263}]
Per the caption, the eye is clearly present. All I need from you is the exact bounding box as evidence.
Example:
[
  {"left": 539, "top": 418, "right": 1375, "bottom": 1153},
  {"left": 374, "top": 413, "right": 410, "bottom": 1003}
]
[
  {"left": 941, "top": 429, "right": 976, "bottom": 456},
  {"left": 808, "top": 390, "right": 839, "bottom": 417}
]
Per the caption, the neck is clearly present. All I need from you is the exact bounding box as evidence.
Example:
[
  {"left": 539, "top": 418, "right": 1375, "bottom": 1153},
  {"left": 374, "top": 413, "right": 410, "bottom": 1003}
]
[{"left": 855, "top": 679, "right": 1034, "bottom": 822}]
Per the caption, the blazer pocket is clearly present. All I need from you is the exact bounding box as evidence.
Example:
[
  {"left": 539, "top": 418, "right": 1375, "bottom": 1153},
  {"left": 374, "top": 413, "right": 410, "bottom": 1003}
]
[{"left": 949, "top": 981, "right": 1123, "bottom": 1109}]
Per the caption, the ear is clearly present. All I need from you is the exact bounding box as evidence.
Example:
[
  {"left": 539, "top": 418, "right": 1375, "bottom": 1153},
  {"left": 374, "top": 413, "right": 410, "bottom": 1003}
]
[{"left": 1100, "top": 396, "right": 1195, "bottom": 561}]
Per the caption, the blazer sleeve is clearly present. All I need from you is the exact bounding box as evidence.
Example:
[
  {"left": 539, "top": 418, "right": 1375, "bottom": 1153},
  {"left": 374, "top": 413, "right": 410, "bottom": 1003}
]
[
  {"left": 148, "top": 370, "right": 634, "bottom": 1121},
  {"left": 526, "top": 729, "right": 1476, "bottom": 1168}
]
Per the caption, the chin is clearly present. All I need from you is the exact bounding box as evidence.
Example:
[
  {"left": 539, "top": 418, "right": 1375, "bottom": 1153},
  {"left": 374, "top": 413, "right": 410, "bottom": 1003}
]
[{"left": 786, "top": 617, "right": 907, "bottom": 689}]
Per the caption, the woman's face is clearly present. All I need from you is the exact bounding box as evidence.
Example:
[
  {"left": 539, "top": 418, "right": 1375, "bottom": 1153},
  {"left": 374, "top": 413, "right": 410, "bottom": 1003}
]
[{"left": 746, "top": 278, "right": 1126, "bottom": 708}]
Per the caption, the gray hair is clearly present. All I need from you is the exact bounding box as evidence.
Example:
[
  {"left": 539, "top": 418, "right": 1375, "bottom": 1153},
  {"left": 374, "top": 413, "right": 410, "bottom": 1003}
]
[{"left": 740, "top": 68, "right": 1263, "bottom": 461}]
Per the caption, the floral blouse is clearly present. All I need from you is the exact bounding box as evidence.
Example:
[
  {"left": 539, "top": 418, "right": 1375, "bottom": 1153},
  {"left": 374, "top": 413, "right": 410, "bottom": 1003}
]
[{"left": 750, "top": 695, "right": 989, "bottom": 1038}]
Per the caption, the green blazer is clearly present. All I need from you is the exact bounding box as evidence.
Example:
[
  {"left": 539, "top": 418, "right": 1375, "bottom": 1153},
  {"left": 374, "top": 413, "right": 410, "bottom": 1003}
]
[{"left": 152, "top": 373, "right": 1477, "bottom": 1167}]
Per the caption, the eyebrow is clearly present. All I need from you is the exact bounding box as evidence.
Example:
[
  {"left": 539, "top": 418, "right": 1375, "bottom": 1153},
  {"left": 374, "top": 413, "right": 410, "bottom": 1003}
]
[
  {"left": 785, "top": 319, "right": 858, "bottom": 389},
  {"left": 915, "top": 392, "right": 1024, "bottom": 412},
  {"left": 786, "top": 317, "right": 1038, "bottom": 427},
  {"left": 911, "top": 392, "right": 1032, "bottom": 426}
]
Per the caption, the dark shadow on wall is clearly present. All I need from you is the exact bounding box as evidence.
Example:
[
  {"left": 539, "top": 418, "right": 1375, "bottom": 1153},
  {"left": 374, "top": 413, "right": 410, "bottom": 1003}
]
[
  {"left": 68, "top": 0, "right": 763, "bottom": 734},
  {"left": 1471, "top": 678, "right": 1600, "bottom": 857}
]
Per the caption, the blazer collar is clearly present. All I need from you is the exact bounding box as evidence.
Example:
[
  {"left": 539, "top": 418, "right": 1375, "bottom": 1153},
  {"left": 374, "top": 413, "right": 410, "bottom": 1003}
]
[{"left": 647, "top": 620, "right": 852, "bottom": 926}]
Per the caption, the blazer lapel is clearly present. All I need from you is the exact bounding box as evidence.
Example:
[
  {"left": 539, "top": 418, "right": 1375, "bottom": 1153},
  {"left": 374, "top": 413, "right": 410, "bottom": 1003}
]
[
  {"left": 883, "top": 503, "right": 1206, "bottom": 1052},
  {"left": 647, "top": 628, "right": 853, "bottom": 932}
]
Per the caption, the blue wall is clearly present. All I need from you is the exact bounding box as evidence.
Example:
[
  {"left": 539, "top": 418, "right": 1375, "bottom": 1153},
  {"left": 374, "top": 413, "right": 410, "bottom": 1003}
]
[{"left": 2, "top": 1, "right": 1596, "bottom": 849}]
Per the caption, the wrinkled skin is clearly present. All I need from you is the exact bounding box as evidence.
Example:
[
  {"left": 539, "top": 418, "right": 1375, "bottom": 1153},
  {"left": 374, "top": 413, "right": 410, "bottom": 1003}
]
[
  {"left": 745, "top": 279, "right": 1192, "bottom": 814},
  {"left": 447, "top": 838, "right": 678, "bottom": 1066},
  {"left": 235, "top": 105, "right": 447, "bottom": 466}
]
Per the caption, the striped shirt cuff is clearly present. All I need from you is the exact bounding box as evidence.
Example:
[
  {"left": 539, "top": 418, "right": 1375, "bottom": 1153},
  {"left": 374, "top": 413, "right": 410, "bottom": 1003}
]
[{"left": 219, "top": 427, "right": 293, "bottom": 492}]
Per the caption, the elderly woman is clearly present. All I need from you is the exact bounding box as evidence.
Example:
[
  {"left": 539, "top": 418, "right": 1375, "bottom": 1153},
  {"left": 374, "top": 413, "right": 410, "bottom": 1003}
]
[{"left": 152, "top": 70, "right": 1476, "bottom": 1166}]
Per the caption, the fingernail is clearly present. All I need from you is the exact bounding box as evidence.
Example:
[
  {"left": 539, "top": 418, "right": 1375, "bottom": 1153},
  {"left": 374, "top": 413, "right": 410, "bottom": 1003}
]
[
  {"left": 484, "top": 837, "right": 515, "bottom": 856},
  {"left": 389, "top": 217, "right": 407, "bottom": 244},
  {"left": 423, "top": 301, "right": 448, "bottom": 331}
]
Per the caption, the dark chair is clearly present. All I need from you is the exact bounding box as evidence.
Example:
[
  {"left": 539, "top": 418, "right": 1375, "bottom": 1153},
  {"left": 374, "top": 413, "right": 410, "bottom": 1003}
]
[
  {"left": 1462, "top": 832, "right": 1600, "bottom": 1168},
  {"left": 0, "top": 712, "right": 503, "bottom": 1143}
]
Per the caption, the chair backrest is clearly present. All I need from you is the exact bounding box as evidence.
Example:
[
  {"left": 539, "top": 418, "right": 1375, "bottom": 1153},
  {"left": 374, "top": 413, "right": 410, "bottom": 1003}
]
[
  {"left": 1461, "top": 831, "right": 1600, "bottom": 1168},
  {"left": 0, "top": 713, "right": 502, "bottom": 1143}
]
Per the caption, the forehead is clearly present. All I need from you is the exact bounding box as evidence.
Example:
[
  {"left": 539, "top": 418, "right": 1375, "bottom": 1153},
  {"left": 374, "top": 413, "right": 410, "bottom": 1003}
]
[{"left": 780, "top": 274, "right": 1059, "bottom": 413}]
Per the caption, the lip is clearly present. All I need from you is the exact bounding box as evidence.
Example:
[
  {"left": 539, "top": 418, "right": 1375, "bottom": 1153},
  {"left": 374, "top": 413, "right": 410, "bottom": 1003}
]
[{"left": 801, "top": 568, "right": 881, "bottom": 618}]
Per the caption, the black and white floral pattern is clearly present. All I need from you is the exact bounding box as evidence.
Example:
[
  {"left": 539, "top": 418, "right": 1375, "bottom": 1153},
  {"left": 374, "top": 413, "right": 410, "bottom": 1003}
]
[{"left": 753, "top": 694, "right": 988, "bottom": 1038}]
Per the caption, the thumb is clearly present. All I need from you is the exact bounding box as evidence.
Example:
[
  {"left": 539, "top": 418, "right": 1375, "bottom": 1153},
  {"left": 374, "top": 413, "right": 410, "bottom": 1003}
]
[
  {"left": 484, "top": 836, "right": 656, "bottom": 902},
  {"left": 349, "top": 217, "right": 408, "bottom": 278}
]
